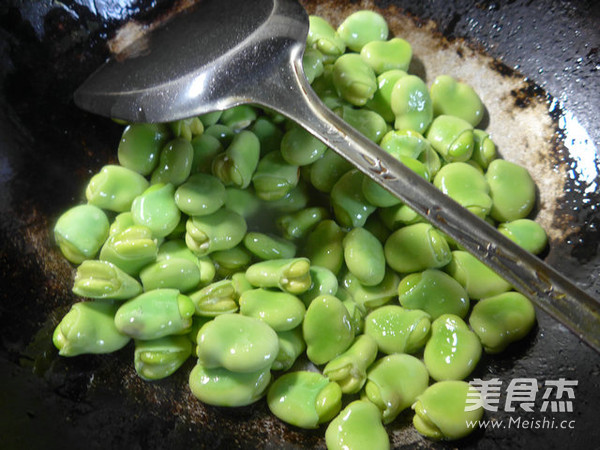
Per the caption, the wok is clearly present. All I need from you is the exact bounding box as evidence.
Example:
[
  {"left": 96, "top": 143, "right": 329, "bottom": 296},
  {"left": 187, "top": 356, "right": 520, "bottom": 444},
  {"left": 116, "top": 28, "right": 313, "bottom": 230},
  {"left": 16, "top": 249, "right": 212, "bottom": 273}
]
[{"left": 0, "top": 0, "right": 598, "bottom": 448}]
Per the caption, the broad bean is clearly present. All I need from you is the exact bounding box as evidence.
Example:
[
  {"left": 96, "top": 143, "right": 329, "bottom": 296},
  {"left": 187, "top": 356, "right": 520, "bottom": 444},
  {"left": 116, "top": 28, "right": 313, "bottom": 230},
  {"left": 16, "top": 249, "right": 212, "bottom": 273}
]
[
  {"left": 54, "top": 204, "right": 109, "bottom": 264},
  {"left": 469, "top": 291, "right": 536, "bottom": 353},
  {"left": 86, "top": 165, "right": 149, "bottom": 212},
  {"left": 196, "top": 313, "right": 279, "bottom": 373},
  {"left": 364, "top": 353, "right": 429, "bottom": 423},
  {"left": 364, "top": 305, "right": 430, "bottom": 354},
  {"left": 303, "top": 294, "right": 355, "bottom": 365},
  {"left": 53, "top": 300, "right": 130, "bottom": 356},
  {"left": 72, "top": 259, "right": 142, "bottom": 300},
  {"left": 412, "top": 381, "right": 483, "bottom": 440},
  {"left": 239, "top": 288, "right": 306, "bottom": 332},
  {"left": 267, "top": 371, "right": 342, "bottom": 429},
  {"left": 134, "top": 335, "right": 192, "bottom": 380},
  {"left": 114, "top": 288, "right": 195, "bottom": 340},
  {"left": 325, "top": 400, "right": 390, "bottom": 450}
]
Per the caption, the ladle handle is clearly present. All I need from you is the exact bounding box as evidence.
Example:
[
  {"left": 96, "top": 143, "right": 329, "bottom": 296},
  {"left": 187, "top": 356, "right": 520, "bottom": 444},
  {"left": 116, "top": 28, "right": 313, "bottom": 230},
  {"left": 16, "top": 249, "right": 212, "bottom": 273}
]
[{"left": 254, "top": 50, "right": 600, "bottom": 353}]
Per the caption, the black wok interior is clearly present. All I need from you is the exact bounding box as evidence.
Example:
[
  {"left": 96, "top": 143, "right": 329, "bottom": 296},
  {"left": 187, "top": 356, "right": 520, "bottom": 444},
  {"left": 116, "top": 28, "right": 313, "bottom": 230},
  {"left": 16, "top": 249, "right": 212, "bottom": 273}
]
[{"left": 0, "top": 0, "right": 598, "bottom": 448}]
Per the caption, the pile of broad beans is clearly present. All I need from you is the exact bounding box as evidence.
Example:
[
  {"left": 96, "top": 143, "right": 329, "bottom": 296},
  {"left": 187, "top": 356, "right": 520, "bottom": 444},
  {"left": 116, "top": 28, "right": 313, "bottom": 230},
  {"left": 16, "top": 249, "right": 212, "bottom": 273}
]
[{"left": 52, "top": 9, "right": 545, "bottom": 448}]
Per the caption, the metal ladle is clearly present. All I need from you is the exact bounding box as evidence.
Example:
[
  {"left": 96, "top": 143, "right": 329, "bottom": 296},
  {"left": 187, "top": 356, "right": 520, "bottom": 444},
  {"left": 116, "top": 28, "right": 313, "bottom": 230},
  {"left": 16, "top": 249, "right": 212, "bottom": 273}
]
[{"left": 74, "top": 0, "right": 600, "bottom": 351}]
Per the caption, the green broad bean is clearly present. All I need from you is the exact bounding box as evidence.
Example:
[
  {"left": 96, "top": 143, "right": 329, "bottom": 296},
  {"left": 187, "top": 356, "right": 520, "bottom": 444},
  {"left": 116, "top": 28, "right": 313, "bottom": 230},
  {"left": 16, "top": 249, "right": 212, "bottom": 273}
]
[
  {"left": 99, "top": 225, "right": 158, "bottom": 276},
  {"left": 252, "top": 151, "right": 299, "bottom": 201},
  {"left": 204, "top": 123, "right": 234, "bottom": 147},
  {"left": 323, "top": 334, "right": 378, "bottom": 394},
  {"left": 117, "top": 123, "right": 169, "bottom": 176},
  {"left": 224, "top": 187, "right": 262, "bottom": 218},
  {"left": 398, "top": 269, "right": 469, "bottom": 319},
  {"left": 366, "top": 69, "right": 407, "bottom": 122},
  {"left": 341, "top": 269, "right": 400, "bottom": 309},
  {"left": 53, "top": 300, "right": 130, "bottom": 356},
  {"left": 267, "top": 371, "right": 342, "bottom": 429},
  {"left": 337, "top": 10, "right": 389, "bottom": 52},
  {"left": 378, "top": 203, "right": 422, "bottom": 229},
  {"left": 169, "top": 117, "right": 203, "bottom": 141},
  {"left": 390, "top": 74, "right": 433, "bottom": 133},
  {"left": 486, "top": 159, "right": 536, "bottom": 222},
  {"left": 131, "top": 183, "right": 181, "bottom": 238},
  {"left": 302, "top": 295, "right": 355, "bottom": 365},
  {"left": 425, "top": 114, "right": 474, "bottom": 162},
  {"left": 86, "top": 165, "right": 149, "bottom": 213},
  {"left": 469, "top": 291, "right": 536, "bottom": 353},
  {"left": 197, "top": 255, "right": 217, "bottom": 286},
  {"left": 134, "top": 335, "right": 192, "bottom": 381},
  {"left": 309, "top": 149, "right": 353, "bottom": 193},
  {"left": 360, "top": 37, "right": 412, "bottom": 75},
  {"left": 157, "top": 239, "right": 215, "bottom": 285},
  {"left": 198, "top": 110, "right": 223, "bottom": 128},
  {"left": 239, "top": 288, "right": 306, "bottom": 332},
  {"left": 212, "top": 130, "right": 260, "bottom": 189},
  {"left": 189, "top": 279, "right": 239, "bottom": 317},
  {"left": 139, "top": 257, "right": 201, "bottom": 293},
  {"left": 307, "top": 16, "right": 345, "bottom": 58},
  {"left": 412, "top": 381, "right": 483, "bottom": 441},
  {"left": 108, "top": 211, "right": 135, "bottom": 236},
  {"left": 379, "top": 128, "right": 441, "bottom": 176},
  {"left": 245, "top": 257, "right": 312, "bottom": 295},
  {"left": 300, "top": 265, "right": 339, "bottom": 307},
  {"left": 471, "top": 129, "right": 497, "bottom": 169},
  {"left": 219, "top": 105, "right": 257, "bottom": 131},
  {"left": 150, "top": 138, "right": 194, "bottom": 186},
  {"left": 446, "top": 250, "right": 512, "bottom": 299},
  {"left": 243, "top": 232, "right": 296, "bottom": 260},
  {"left": 174, "top": 173, "right": 226, "bottom": 216},
  {"left": 430, "top": 75, "right": 484, "bottom": 127},
  {"left": 187, "top": 316, "right": 212, "bottom": 345},
  {"left": 211, "top": 245, "right": 253, "bottom": 278},
  {"left": 114, "top": 288, "right": 195, "bottom": 340},
  {"left": 280, "top": 124, "right": 327, "bottom": 166},
  {"left": 331, "top": 169, "right": 376, "bottom": 228},
  {"left": 424, "top": 314, "right": 482, "bottom": 381},
  {"left": 364, "top": 353, "right": 429, "bottom": 423},
  {"left": 384, "top": 223, "right": 452, "bottom": 273},
  {"left": 196, "top": 313, "right": 279, "bottom": 372},
  {"left": 341, "top": 106, "right": 387, "bottom": 143},
  {"left": 303, "top": 220, "right": 345, "bottom": 275},
  {"left": 54, "top": 204, "right": 109, "bottom": 264},
  {"left": 303, "top": 47, "right": 325, "bottom": 84},
  {"left": 185, "top": 207, "right": 247, "bottom": 256},
  {"left": 364, "top": 305, "right": 431, "bottom": 354},
  {"left": 433, "top": 162, "right": 492, "bottom": 219},
  {"left": 263, "top": 182, "right": 310, "bottom": 213},
  {"left": 72, "top": 260, "right": 142, "bottom": 300},
  {"left": 277, "top": 206, "right": 329, "bottom": 240},
  {"left": 231, "top": 272, "right": 253, "bottom": 297},
  {"left": 189, "top": 363, "right": 271, "bottom": 407},
  {"left": 272, "top": 327, "right": 305, "bottom": 371},
  {"left": 343, "top": 227, "right": 385, "bottom": 286},
  {"left": 498, "top": 218, "right": 548, "bottom": 254},
  {"left": 325, "top": 400, "right": 390, "bottom": 450},
  {"left": 332, "top": 53, "right": 377, "bottom": 106},
  {"left": 250, "top": 117, "right": 284, "bottom": 155}
]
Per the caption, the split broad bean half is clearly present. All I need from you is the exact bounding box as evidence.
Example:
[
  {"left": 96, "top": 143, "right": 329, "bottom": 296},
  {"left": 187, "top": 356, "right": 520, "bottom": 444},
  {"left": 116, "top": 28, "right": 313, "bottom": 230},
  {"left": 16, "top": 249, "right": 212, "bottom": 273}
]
[{"left": 50, "top": 7, "right": 549, "bottom": 447}]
